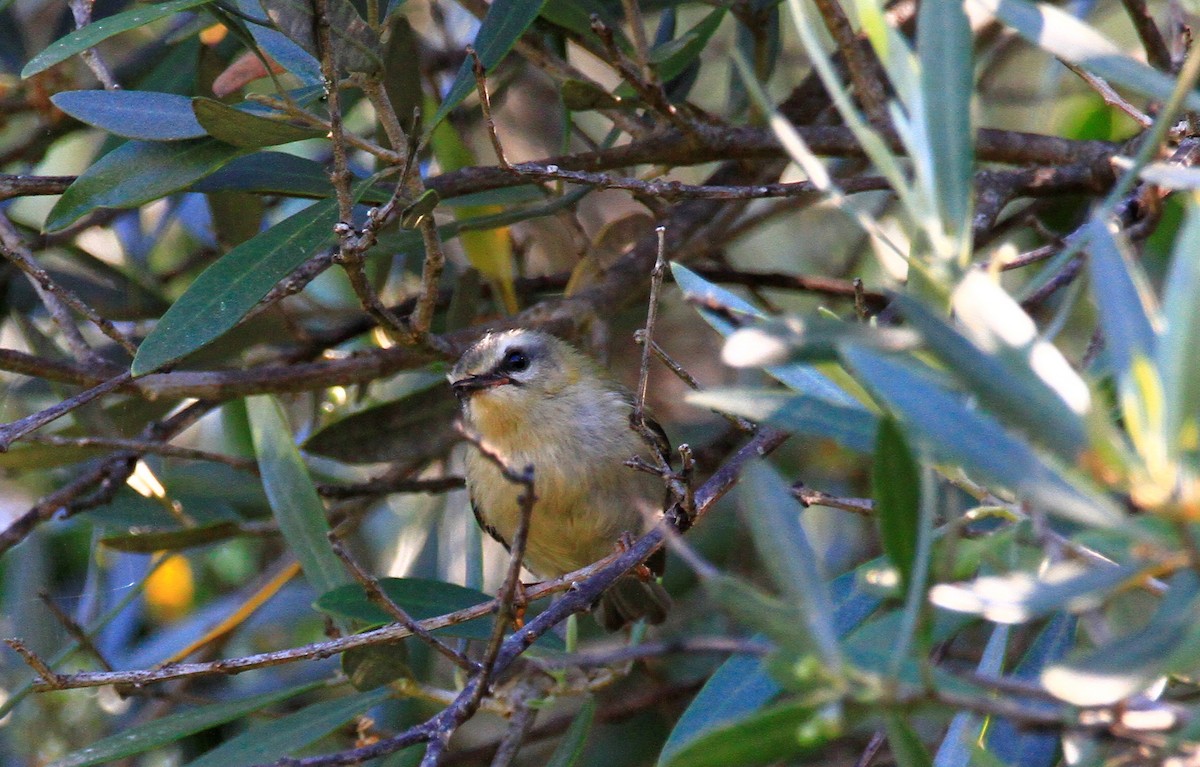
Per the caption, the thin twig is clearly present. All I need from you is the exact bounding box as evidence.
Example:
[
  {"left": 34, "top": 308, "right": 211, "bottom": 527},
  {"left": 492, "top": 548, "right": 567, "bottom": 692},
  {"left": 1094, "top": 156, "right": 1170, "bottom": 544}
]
[
  {"left": 37, "top": 592, "right": 114, "bottom": 671},
  {"left": 22, "top": 434, "right": 257, "bottom": 471},
  {"left": 67, "top": 0, "right": 120, "bottom": 89},
  {"left": 1118, "top": 0, "right": 1172, "bottom": 72},
  {"left": 468, "top": 46, "right": 509, "bottom": 169},
  {"left": 317, "top": 476, "right": 465, "bottom": 499},
  {"left": 0, "top": 372, "right": 133, "bottom": 451},
  {"left": 329, "top": 538, "right": 478, "bottom": 672},
  {"left": 1062, "top": 62, "right": 1153, "bottom": 127}
]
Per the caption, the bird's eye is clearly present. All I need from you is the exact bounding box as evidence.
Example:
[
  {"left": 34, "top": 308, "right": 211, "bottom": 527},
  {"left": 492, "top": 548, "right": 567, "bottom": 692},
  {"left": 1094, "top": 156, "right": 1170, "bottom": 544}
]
[{"left": 501, "top": 349, "right": 530, "bottom": 372}]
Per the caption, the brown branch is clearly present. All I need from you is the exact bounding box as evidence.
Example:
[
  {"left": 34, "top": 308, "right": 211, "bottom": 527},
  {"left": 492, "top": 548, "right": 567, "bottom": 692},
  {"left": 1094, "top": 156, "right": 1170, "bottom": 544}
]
[
  {"left": 809, "top": 0, "right": 891, "bottom": 130},
  {"left": 1119, "top": 0, "right": 1172, "bottom": 72},
  {"left": 0, "top": 174, "right": 73, "bottom": 201},
  {"left": 0, "top": 372, "right": 133, "bottom": 451}
]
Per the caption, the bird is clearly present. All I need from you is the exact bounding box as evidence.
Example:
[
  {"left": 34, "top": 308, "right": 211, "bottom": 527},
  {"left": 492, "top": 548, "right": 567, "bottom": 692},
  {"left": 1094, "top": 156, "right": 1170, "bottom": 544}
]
[{"left": 448, "top": 328, "right": 672, "bottom": 630}]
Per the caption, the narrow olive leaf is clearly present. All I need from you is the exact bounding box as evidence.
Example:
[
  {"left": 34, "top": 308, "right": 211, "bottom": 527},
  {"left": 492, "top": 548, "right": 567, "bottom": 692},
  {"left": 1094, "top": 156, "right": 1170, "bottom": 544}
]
[
  {"left": 46, "top": 139, "right": 247, "bottom": 232},
  {"left": 1086, "top": 216, "right": 1159, "bottom": 376},
  {"left": 896, "top": 290, "right": 1087, "bottom": 461},
  {"left": 841, "top": 347, "right": 1126, "bottom": 528},
  {"left": 193, "top": 152, "right": 389, "bottom": 203},
  {"left": 985, "top": 615, "right": 1074, "bottom": 767},
  {"left": 873, "top": 417, "right": 921, "bottom": 592},
  {"left": 686, "top": 388, "right": 877, "bottom": 454},
  {"left": 739, "top": 462, "right": 842, "bottom": 670},
  {"left": 885, "top": 713, "right": 934, "bottom": 767},
  {"left": 432, "top": 0, "right": 550, "bottom": 125},
  {"left": 658, "top": 651, "right": 780, "bottom": 767},
  {"left": 933, "top": 624, "right": 1008, "bottom": 767},
  {"left": 661, "top": 701, "right": 825, "bottom": 767},
  {"left": 1042, "top": 572, "right": 1200, "bottom": 706},
  {"left": 193, "top": 97, "right": 325, "bottom": 148},
  {"left": 647, "top": 8, "right": 725, "bottom": 83},
  {"left": 917, "top": 0, "right": 973, "bottom": 245},
  {"left": 257, "top": 0, "right": 381, "bottom": 74},
  {"left": 184, "top": 688, "right": 392, "bottom": 767},
  {"left": 247, "top": 395, "right": 349, "bottom": 597},
  {"left": 234, "top": 0, "right": 321, "bottom": 85},
  {"left": 100, "top": 521, "right": 243, "bottom": 552},
  {"left": 971, "top": 0, "right": 1200, "bottom": 111},
  {"left": 47, "top": 682, "right": 322, "bottom": 767},
  {"left": 1157, "top": 193, "right": 1200, "bottom": 453},
  {"left": 929, "top": 560, "right": 1145, "bottom": 624},
  {"left": 131, "top": 198, "right": 337, "bottom": 376},
  {"left": 671, "top": 263, "right": 858, "bottom": 407},
  {"left": 52, "top": 91, "right": 206, "bottom": 140},
  {"left": 545, "top": 698, "right": 596, "bottom": 767},
  {"left": 22, "top": 0, "right": 213, "bottom": 78},
  {"left": 302, "top": 379, "right": 459, "bottom": 464}
]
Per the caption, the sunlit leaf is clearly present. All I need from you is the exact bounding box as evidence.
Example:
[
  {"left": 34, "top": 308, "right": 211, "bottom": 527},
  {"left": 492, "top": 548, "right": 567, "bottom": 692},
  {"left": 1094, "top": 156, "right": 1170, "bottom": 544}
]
[
  {"left": 686, "top": 388, "right": 877, "bottom": 453},
  {"left": 193, "top": 97, "right": 325, "bottom": 148}
]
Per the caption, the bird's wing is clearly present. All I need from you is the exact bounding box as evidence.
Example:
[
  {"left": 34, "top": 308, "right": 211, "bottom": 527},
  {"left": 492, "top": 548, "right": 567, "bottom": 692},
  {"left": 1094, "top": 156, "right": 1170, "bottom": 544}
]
[{"left": 471, "top": 497, "right": 511, "bottom": 552}]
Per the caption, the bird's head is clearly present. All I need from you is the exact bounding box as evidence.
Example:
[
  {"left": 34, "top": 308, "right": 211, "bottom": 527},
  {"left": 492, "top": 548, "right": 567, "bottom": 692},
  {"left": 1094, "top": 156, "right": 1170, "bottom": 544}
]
[{"left": 448, "top": 330, "right": 592, "bottom": 426}]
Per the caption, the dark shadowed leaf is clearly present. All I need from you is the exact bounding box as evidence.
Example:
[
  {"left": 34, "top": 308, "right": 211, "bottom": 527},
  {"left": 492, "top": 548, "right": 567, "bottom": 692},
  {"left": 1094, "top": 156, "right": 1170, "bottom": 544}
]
[
  {"left": 131, "top": 197, "right": 338, "bottom": 375},
  {"left": 184, "top": 688, "right": 392, "bottom": 767},
  {"left": 546, "top": 698, "right": 595, "bottom": 767},
  {"left": 303, "top": 380, "right": 460, "bottom": 465},
  {"left": 885, "top": 713, "right": 933, "bottom": 767},
  {"left": 257, "top": 0, "right": 381, "bottom": 73},
  {"left": 248, "top": 395, "right": 349, "bottom": 597},
  {"left": 52, "top": 90, "right": 205, "bottom": 140},
  {"left": 100, "top": 521, "right": 244, "bottom": 552},
  {"left": 235, "top": 0, "right": 322, "bottom": 84},
  {"left": 873, "top": 417, "right": 921, "bottom": 592},
  {"left": 22, "top": 0, "right": 214, "bottom": 78},
  {"left": 433, "top": 0, "right": 550, "bottom": 124},
  {"left": 658, "top": 651, "right": 781, "bottom": 767},
  {"left": 46, "top": 139, "right": 247, "bottom": 232},
  {"left": 193, "top": 97, "right": 326, "bottom": 148},
  {"left": 661, "top": 700, "right": 826, "bottom": 767},
  {"left": 48, "top": 682, "right": 322, "bottom": 767}
]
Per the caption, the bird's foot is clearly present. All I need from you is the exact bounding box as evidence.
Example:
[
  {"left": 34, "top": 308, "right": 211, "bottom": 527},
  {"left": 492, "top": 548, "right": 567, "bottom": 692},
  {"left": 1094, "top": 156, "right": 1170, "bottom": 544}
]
[{"left": 615, "top": 532, "right": 654, "bottom": 582}]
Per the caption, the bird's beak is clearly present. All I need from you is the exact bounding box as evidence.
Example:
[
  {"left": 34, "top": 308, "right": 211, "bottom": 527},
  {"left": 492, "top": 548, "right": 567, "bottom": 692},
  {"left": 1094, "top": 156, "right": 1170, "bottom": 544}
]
[{"left": 451, "top": 372, "right": 514, "bottom": 400}]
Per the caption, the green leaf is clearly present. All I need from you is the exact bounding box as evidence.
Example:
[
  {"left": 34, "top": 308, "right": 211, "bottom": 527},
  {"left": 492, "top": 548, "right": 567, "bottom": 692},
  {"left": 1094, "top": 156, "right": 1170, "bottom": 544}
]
[
  {"left": 896, "top": 289, "right": 1087, "bottom": 461},
  {"left": 234, "top": 0, "right": 322, "bottom": 85},
  {"left": 99, "top": 521, "right": 243, "bottom": 552},
  {"left": 1086, "top": 216, "right": 1158, "bottom": 376},
  {"left": 1042, "top": 571, "right": 1200, "bottom": 706},
  {"left": 1159, "top": 194, "right": 1200, "bottom": 453},
  {"left": 972, "top": 0, "right": 1200, "bottom": 111},
  {"left": 46, "top": 139, "right": 247, "bottom": 232},
  {"left": 545, "top": 697, "right": 595, "bottom": 767},
  {"left": 658, "top": 652, "right": 781, "bottom": 767},
  {"left": 184, "top": 688, "right": 392, "bottom": 767},
  {"left": 671, "top": 263, "right": 859, "bottom": 407},
  {"left": 303, "top": 379, "right": 460, "bottom": 464},
  {"left": 22, "top": 0, "right": 213, "bottom": 78},
  {"left": 985, "top": 615, "right": 1074, "bottom": 767},
  {"left": 917, "top": 0, "right": 973, "bottom": 246},
  {"left": 51, "top": 90, "right": 205, "bottom": 140},
  {"left": 131, "top": 198, "right": 337, "bottom": 375},
  {"left": 48, "top": 682, "right": 322, "bottom": 767},
  {"left": 192, "top": 97, "right": 326, "bottom": 148},
  {"left": 885, "top": 713, "right": 933, "bottom": 767},
  {"left": 343, "top": 643, "right": 411, "bottom": 690},
  {"left": 660, "top": 700, "right": 826, "bottom": 767},
  {"left": 248, "top": 395, "right": 349, "bottom": 597},
  {"left": 257, "top": 0, "right": 381, "bottom": 74},
  {"left": 192, "top": 152, "right": 389, "bottom": 203},
  {"left": 873, "top": 417, "right": 921, "bottom": 592},
  {"left": 739, "top": 462, "right": 842, "bottom": 670},
  {"left": 686, "top": 388, "right": 877, "bottom": 454},
  {"left": 841, "top": 347, "right": 1125, "bottom": 528},
  {"left": 649, "top": 9, "right": 725, "bottom": 82},
  {"left": 433, "top": 0, "right": 550, "bottom": 125},
  {"left": 928, "top": 559, "right": 1147, "bottom": 624}
]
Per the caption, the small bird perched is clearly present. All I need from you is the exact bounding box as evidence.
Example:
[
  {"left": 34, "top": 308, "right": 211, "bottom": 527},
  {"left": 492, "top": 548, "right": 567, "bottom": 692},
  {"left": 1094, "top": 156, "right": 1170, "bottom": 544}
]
[{"left": 448, "top": 329, "right": 671, "bottom": 630}]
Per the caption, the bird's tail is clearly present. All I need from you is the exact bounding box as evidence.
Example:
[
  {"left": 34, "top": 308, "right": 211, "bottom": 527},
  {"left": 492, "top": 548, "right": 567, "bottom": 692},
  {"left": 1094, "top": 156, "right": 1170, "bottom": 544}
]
[{"left": 593, "top": 575, "right": 671, "bottom": 631}]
